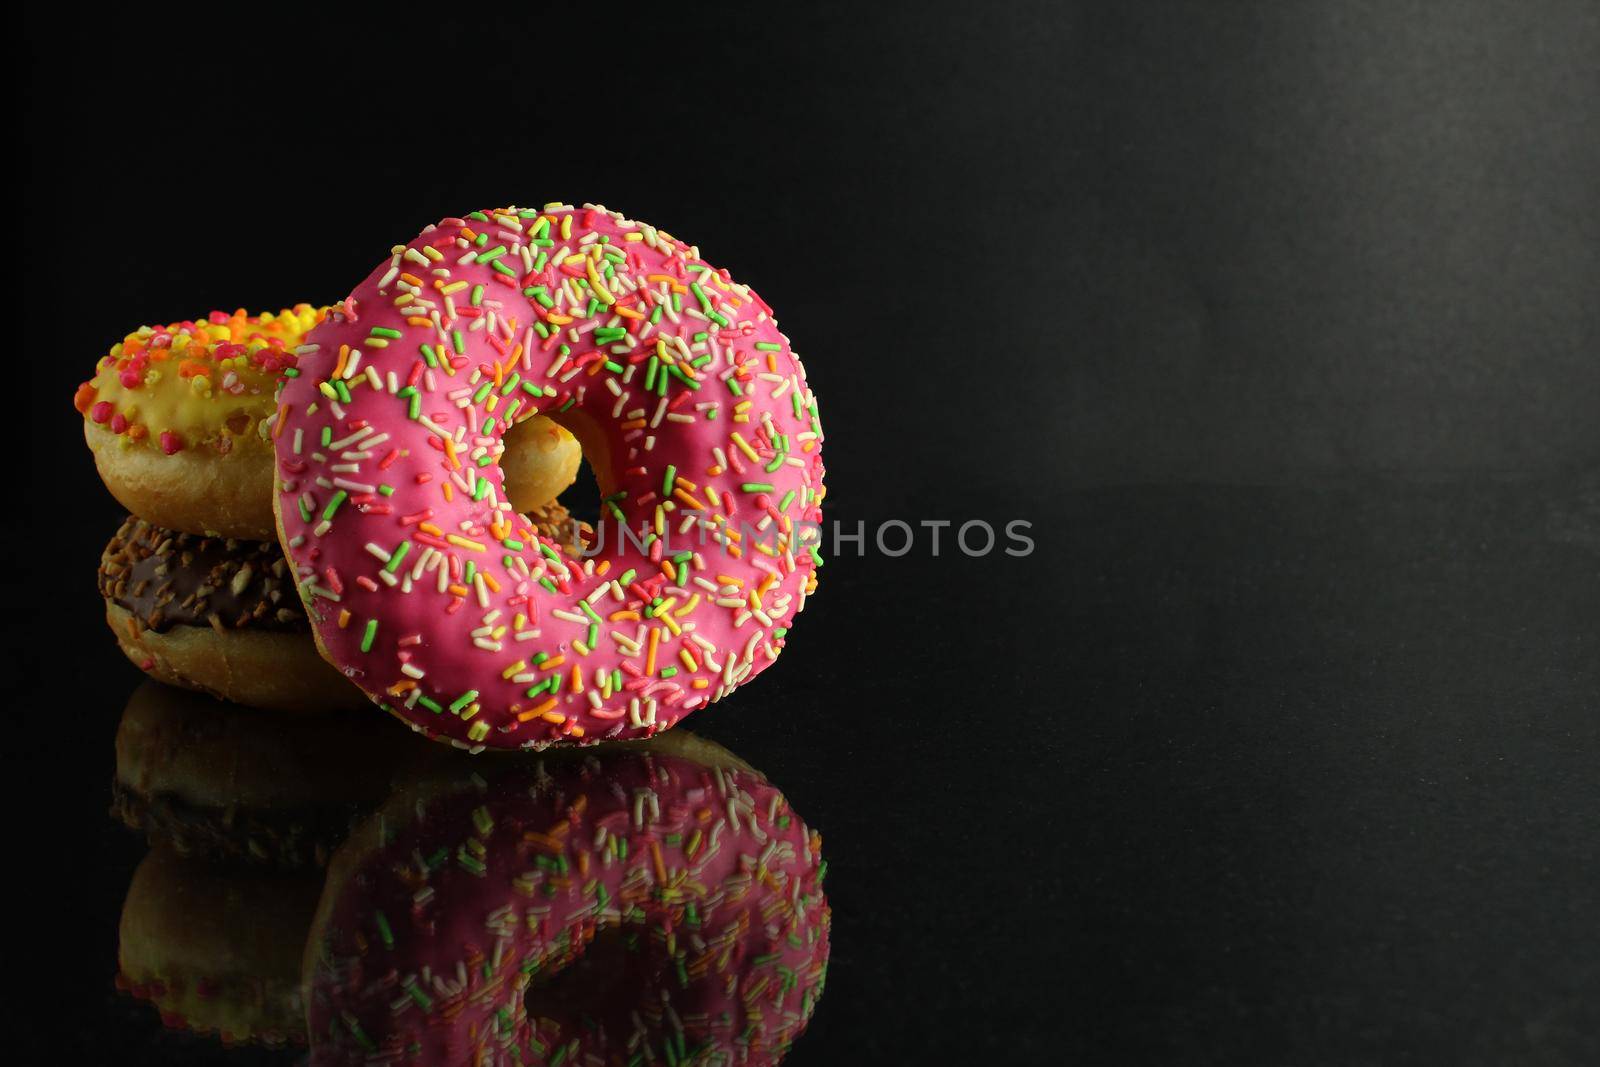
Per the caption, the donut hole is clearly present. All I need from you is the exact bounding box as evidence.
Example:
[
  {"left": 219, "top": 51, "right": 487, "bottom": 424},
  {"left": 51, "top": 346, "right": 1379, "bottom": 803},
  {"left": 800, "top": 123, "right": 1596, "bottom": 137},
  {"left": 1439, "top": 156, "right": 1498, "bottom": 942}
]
[
  {"left": 524, "top": 925, "right": 659, "bottom": 1033},
  {"left": 546, "top": 408, "right": 616, "bottom": 528},
  {"left": 562, "top": 455, "right": 601, "bottom": 527}
]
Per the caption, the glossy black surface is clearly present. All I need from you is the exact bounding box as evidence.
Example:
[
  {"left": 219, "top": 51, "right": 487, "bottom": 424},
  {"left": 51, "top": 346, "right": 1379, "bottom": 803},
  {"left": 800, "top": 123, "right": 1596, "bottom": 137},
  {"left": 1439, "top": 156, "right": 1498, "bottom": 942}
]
[
  {"left": 28, "top": 480, "right": 1600, "bottom": 1064},
  {"left": 24, "top": 3, "right": 1600, "bottom": 1063}
]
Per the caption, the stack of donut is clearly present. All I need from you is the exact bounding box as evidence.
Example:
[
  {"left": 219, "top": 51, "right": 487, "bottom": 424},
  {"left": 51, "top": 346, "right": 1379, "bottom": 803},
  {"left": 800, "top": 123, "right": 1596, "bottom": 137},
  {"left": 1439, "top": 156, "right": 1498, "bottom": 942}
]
[
  {"left": 78, "top": 306, "right": 586, "bottom": 710},
  {"left": 76, "top": 203, "right": 825, "bottom": 738}
]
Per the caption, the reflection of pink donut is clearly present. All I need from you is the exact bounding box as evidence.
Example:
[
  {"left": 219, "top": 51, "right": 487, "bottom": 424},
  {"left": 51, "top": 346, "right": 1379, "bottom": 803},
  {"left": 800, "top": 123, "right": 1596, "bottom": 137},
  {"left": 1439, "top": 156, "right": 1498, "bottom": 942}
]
[
  {"left": 305, "top": 737, "right": 830, "bottom": 1064},
  {"left": 274, "top": 204, "right": 826, "bottom": 749}
]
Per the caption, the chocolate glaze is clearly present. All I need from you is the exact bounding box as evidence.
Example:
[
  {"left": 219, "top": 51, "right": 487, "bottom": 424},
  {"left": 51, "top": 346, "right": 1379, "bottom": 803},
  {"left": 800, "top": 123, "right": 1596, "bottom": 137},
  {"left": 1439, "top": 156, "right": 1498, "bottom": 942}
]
[
  {"left": 99, "top": 516, "right": 306, "bottom": 633},
  {"left": 99, "top": 506, "right": 589, "bottom": 634}
]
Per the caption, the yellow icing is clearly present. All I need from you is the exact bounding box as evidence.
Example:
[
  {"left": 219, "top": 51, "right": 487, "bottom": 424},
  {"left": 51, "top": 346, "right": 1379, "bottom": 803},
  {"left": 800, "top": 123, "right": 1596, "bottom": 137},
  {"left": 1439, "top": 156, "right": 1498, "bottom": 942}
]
[{"left": 76, "top": 305, "right": 325, "bottom": 454}]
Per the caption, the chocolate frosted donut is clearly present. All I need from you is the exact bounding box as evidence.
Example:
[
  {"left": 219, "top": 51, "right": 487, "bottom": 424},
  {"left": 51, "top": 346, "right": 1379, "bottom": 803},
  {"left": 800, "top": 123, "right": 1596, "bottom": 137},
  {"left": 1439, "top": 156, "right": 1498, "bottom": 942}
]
[
  {"left": 102, "top": 505, "right": 589, "bottom": 711},
  {"left": 100, "top": 516, "right": 307, "bottom": 634}
]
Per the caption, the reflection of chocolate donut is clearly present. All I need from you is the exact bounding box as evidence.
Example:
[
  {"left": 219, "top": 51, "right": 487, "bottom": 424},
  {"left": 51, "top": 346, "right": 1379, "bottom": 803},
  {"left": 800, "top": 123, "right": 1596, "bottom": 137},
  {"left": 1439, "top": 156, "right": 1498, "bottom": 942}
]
[
  {"left": 306, "top": 732, "right": 831, "bottom": 1064},
  {"left": 116, "top": 845, "right": 322, "bottom": 1048},
  {"left": 112, "top": 680, "right": 436, "bottom": 868}
]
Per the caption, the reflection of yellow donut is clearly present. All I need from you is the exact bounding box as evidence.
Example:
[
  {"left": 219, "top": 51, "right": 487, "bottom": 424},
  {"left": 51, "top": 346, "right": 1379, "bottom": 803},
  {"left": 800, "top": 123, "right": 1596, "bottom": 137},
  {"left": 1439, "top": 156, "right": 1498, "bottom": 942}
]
[
  {"left": 75, "top": 307, "right": 581, "bottom": 538},
  {"left": 117, "top": 845, "right": 321, "bottom": 1048}
]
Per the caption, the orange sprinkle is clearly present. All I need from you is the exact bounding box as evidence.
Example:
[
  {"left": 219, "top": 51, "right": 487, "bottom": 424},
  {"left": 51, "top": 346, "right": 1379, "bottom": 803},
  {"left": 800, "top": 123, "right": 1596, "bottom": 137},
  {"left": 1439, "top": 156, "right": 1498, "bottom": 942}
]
[{"left": 517, "top": 697, "right": 559, "bottom": 722}]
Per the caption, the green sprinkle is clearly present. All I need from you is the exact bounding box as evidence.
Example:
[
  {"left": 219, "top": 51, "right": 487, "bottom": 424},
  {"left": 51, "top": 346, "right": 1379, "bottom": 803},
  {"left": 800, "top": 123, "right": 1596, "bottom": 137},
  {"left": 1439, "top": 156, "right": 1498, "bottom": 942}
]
[
  {"left": 360, "top": 619, "right": 378, "bottom": 652},
  {"left": 375, "top": 911, "right": 394, "bottom": 948},
  {"left": 369, "top": 326, "right": 403, "bottom": 340},
  {"left": 741, "top": 482, "right": 775, "bottom": 494},
  {"left": 321, "top": 490, "right": 348, "bottom": 520},
  {"left": 448, "top": 690, "right": 479, "bottom": 715},
  {"left": 755, "top": 341, "right": 781, "bottom": 351},
  {"left": 384, "top": 540, "right": 411, "bottom": 573}
]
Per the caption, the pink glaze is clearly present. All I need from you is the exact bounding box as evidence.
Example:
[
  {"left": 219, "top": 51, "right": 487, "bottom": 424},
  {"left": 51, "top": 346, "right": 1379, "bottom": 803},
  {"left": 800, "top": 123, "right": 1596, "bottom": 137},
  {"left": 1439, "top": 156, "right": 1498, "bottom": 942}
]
[
  {"left": 274, "top": 205, "right": 824, "bottom": 748},
  {"left": 305, "top": 744, "right": 830, "bottom": 1064}
]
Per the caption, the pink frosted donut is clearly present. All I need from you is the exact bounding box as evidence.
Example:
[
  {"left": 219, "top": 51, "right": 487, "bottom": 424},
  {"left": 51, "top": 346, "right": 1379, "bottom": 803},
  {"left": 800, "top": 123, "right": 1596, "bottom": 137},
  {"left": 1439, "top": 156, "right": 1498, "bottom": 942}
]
[
  {"left": 273, "top": 204, "right": 825, "bottom": 749},
  {"left": 304, "top": 735, "right": 831, "bottom": 1064}
]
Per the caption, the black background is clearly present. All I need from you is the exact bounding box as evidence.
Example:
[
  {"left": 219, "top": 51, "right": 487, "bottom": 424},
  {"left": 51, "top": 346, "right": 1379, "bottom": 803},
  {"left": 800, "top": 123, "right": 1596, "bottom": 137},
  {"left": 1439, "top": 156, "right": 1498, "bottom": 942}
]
[{"left": 21, "top": 3, "right": 1600, "bottom": 1064}]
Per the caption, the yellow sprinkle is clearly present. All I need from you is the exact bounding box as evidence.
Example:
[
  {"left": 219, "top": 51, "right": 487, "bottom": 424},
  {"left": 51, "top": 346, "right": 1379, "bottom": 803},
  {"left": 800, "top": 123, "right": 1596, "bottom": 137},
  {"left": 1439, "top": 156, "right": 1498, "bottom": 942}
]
[
  {"left": 586, "top": 259, "right": 615, "bottom": 304},
  {"left": 730, "top": 432, "right": 759, "bottom": 462},
  {"left": 502, "top": 660, "right": 527, "bottom": 680},
  {"left": 445, "top": 534, "right": 487, "bottom": 552}
]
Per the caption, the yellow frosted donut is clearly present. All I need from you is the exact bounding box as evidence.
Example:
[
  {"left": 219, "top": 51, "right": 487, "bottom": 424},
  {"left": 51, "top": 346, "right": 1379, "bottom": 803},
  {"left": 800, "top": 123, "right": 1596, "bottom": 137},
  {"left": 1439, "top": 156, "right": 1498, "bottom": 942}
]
[{"left": 75, "top": 307, "right": 580, "bottom": 539}]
